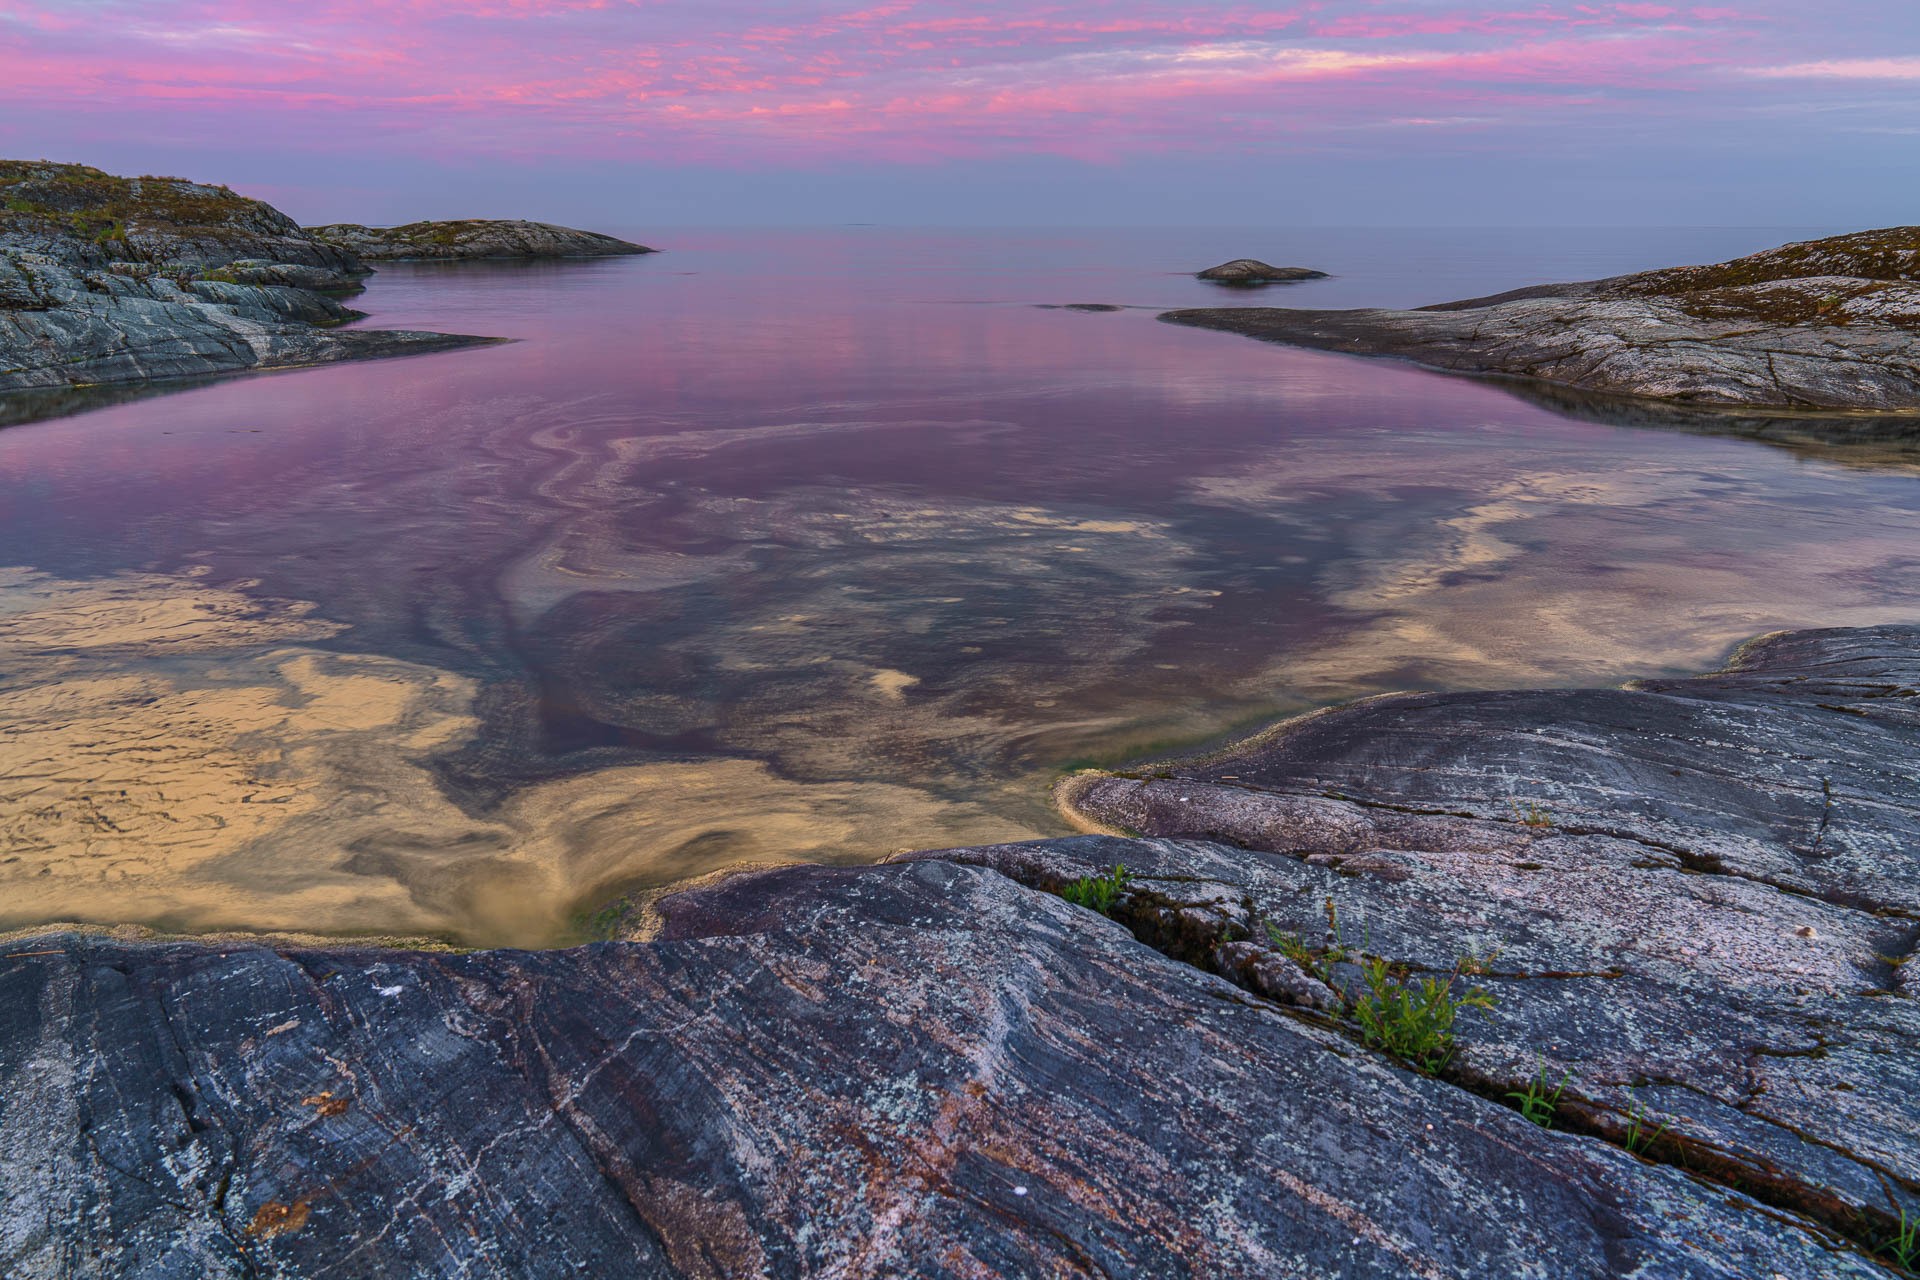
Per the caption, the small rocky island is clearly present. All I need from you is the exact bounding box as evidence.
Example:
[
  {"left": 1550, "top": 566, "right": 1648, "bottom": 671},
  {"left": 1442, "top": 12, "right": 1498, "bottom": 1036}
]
[
  {"left": 4, "top": 624, "right": 1915, "bottom": 1276},
  {"left": 1168, "top": 227, "right": 1920, "bottom": 410},
  {"left": 1195, "top": 257, "right": 1328, "bottom": 284},
  {"left": 0, "top": 161, "right": 647, "bottom": 394},
  {"left": 308, "top": 219, "right": 651, "bottom": 261}
]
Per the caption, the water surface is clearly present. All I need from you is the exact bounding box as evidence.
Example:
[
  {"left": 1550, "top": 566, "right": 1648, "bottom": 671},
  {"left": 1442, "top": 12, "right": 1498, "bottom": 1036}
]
[{"left": 6, "top": 226, "right": 1920, "bottom": 945}]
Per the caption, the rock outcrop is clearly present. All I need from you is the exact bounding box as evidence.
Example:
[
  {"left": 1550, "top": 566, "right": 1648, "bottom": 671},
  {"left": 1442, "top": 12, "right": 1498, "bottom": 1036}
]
[
  {"left": 1167, "top": 227, "right": 1920, "bottom": 410},
  {"left": 1195, "top": 257, "right": 1327, "bottom": 284},
  {"left": 0, "top": 161, "right": 496, "bottom": 393},
  {"left": 1012, "top": 622, "right": 1920, "bottom": 1267},
  {"left": 6, "top": 625, "right": 1919, "bottom": 1277},
  {"left": 307, "top": 219, "right": 652, "bottom": 261}
]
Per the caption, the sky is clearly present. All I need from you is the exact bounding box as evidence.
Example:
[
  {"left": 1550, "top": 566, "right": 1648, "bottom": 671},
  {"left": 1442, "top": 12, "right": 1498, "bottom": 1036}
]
[{"left": 1, "top": 0, "right": 1916, "bottom": 226}]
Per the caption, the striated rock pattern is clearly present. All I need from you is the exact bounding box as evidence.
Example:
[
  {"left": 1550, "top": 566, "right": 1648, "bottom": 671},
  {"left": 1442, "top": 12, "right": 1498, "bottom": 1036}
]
[
  {"left": 6, "top": 625, "right": 1920, "bottom": 1276},
  {"left": 1166, "top": 227, "right": 1920, "bottom": 409},
  {"left": 307, "top": 219, "right": 653, "bottom": 261},
  {"left": 0, "top": 859, "right": 1887, "bottom": 1278},
  {"left": 996, "top": 622, "right": 1920, "bottom": 1266},
  {"left": 0, "top": 256, "right": 493, "bottom": 390},
  {"left": 1194, "top": 257, "right": 1327, "bottom": 284},
  {"left": 0, "top": 160, "right": 495, "bottom": 392}
]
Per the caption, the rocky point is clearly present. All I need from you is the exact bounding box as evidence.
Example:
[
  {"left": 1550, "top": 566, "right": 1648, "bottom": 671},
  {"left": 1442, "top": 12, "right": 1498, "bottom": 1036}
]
[{"left": 1166, "top": 227, "right": 1920, "bottom": 410}]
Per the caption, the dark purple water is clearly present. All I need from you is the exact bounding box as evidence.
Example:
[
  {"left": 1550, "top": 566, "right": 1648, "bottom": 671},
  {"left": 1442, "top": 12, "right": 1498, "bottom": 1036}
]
[{"left": 5, "top": 225, "right": 1919, "bottom": 944}]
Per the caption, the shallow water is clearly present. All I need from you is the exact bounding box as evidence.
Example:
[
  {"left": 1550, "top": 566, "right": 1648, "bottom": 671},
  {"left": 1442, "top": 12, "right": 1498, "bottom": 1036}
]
[{"left": 6, "top": 225, "right": 1920, "bottom": 945}]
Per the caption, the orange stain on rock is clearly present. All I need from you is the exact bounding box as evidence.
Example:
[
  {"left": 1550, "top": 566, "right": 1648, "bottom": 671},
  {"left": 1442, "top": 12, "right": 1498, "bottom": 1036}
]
[{"left": 247, "top": 1200, "right": 311, "bottom": 1238}]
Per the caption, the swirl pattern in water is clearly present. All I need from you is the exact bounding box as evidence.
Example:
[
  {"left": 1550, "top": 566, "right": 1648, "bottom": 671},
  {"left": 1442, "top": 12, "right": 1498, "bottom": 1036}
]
[{"left": 4, "top": 227, "right": 1920, "bottom": 944}]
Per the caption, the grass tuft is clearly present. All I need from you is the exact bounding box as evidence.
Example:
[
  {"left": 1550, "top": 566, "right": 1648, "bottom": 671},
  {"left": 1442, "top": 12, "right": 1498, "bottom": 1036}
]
[
  {"left": 1622, "top": 1101, "right": 1668, "bottom": 1155},
  {"left": 1508, "top": 1056, "right": 1572, "bottom": 1127},
  {"left": 1059, "top": 864, "right": 1132, "bottom": 916},
  {"left": 1263, "top": 898, "right": 1495, "bottom": 1075},
  {"left": 1349, "top": 957, "right": 1495, "bottom": 1075},
  {"left": 1508, "top": 798, "right": 1553, "bottom": 829},
  {"left": 1884, "top": 1208, "right": 1918, "bottom": 1273}
]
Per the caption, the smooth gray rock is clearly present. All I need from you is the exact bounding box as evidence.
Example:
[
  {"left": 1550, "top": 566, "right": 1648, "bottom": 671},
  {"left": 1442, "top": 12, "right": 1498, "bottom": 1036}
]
[
  {"left": 1167, "top": 227, "right": 1920, "bottom": 409},
  {"left": 0, "top": 160, "right": 495, "bottom": 393},
  {"left": 1195, "top": 257, "right": 1327, "bottom": 284},
  {"left": 0, "top": 856, "right": 1886, "bottom": 1279},
  {"left": 307, "top": 219, "right": 653, "bottom": 261}
]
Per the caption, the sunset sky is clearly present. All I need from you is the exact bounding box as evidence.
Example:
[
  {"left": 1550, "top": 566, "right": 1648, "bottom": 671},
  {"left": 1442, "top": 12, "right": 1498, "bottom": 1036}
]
[{"left": 2, "top": 1, "right": 1915, "bottom": 225}]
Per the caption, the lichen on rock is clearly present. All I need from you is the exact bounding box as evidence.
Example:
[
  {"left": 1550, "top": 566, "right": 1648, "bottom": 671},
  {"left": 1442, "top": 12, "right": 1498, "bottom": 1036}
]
[
  {"left": 0, "top": 160, "right": 497, "bottom": 393},
  {"left": 306, "top": 219, "right": 652, "bottom": 261}
]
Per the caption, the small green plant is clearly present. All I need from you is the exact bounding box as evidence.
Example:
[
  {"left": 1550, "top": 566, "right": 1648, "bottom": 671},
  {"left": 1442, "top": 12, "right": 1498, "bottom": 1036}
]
[
  {"left": 1884, "top": 1208, "right": 1918, "bottom": 1273},
  {"left": 1263, "top": 898, "right": 1363, "bottom": 980},
  {"left": 1262, "top": 902, "right": 1496, "bottom": 1073},
  {"left": 1349, "top": 956, "right": 1494, "bottom": 1075},
  {"left": 1508, "top": 799, "right": 1553, "bottom": 829},
  {"left": 1622, "top": 1101, "right": 1668, "bottom": 1155},
  {"left": 1264, "top": 922, "right": 1324, "bottom": 973},
  {"left": 1508, "top": 1057, "right": 1572, "bottom": 1127},
  {"left": 1059, "top": 864, "right": 1132, "bottom": 916},
  {"left": 1457, "top": 944, "right": 1503, "bottom": 977}
]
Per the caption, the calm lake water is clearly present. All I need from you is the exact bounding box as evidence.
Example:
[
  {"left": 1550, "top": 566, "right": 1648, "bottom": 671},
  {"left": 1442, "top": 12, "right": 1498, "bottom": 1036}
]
[{"left": 6, "top": 225, "right": 1920, "bottom": 945}]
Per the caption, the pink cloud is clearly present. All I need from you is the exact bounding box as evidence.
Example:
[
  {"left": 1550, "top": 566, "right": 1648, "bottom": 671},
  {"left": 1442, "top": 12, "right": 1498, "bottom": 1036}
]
[
  {"left": 0, "top": 0, "right": 1883, "bottom": 168},
  {"left": 1746, "top": 57, "right": 1920, "bottom": 79}
]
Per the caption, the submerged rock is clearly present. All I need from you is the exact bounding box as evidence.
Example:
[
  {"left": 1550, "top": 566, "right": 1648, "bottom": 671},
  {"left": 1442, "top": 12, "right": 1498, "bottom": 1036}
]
[
  {"left": 0, "top": 161, "right": 495, "bottom": 392},
  {"left": 307, "top": 219, "right": 653, "bottom": 261},
  {"left": 1195, "top": 258, "right": 1328, "bottom": 284},
  {"left": 1167, "top": 227, "right": 1920, "bottom": 410},
  {"left": 5, "top": 624, "right": 1919, "bottom": 1276}
]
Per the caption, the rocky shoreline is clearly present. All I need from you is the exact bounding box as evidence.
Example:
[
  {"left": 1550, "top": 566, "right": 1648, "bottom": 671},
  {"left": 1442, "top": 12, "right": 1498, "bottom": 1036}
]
[
  {"left": 5, "top": 623, "right": 1916, "bottom": 1277},
  {"left": 1164, "top": 227, "right": 1920, "bottom": 411},
  {"left": 0, "top": 161, "right": 647, "bottom": 395}
]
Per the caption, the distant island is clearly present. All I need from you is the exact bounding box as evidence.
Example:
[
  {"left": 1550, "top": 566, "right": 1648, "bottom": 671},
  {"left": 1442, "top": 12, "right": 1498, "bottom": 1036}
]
[
  {"left": 0, "top": 160, "right": 649, "bottom": 393},
  {"left": 1166, "top": 227, "right": 1920, "bottom": 411},
  {"left": 309, "top": 219, "right": 652, "bottom": 261}
]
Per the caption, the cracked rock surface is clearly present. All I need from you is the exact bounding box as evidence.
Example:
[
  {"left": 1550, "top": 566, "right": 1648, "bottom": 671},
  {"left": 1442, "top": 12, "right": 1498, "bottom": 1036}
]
[
  {"left": 1164, "top": 226, "right": 1920, "bottom": 410},
  {"left": 997, "top": 623, "right": 1920, "bottom": 1261},
  {"left": 0, "top": 859, "right": 1889, "bottom": 1279},
  {"left": 3, "top": 626, "right": 1915, "bottom": 1277},
  {"left": 0, "top": 160, "right": 496, "bottom": 393}
]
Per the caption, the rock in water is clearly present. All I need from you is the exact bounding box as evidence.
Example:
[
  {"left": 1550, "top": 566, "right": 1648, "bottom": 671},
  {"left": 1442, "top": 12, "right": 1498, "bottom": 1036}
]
[
  {"left": 5, "top": 625, "right": 1917, "bottom": 1277},
  {"left": 0, "top": 161, "right": 496, "bottom": 392},
  {"left": 1195, "top": 258, "right": 1328, "bottom": 283},
  {"left": 1167, "top": 227, "right": 1920, "bottom": 409},
  {"left": 307, "top": 219, "right": 653, "bottom": 261}
]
